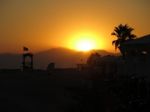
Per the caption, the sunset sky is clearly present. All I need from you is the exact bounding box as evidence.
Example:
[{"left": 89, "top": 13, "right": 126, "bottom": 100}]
[{"left": 0, "top": 0, "right": 150, "bottom": 53}]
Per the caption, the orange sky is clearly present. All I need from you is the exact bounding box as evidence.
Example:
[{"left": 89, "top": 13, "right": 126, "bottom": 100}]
[{"left": 0, "top": 0, "right": 150, "bottom": 53}]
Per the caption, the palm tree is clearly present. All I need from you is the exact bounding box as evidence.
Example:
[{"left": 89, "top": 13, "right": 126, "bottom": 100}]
[{"left": 111, "top": 24, "right": 136, "bottom": 50}]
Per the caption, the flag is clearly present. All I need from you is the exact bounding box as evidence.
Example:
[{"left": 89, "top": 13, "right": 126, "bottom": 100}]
[{"left": 23, "top": 47, "right": 29, "bottom": 51}]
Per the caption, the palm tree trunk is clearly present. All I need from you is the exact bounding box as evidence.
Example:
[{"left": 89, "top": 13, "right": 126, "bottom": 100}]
[{"left": 119, "top": 45, "right": 125, "bottom": 59}]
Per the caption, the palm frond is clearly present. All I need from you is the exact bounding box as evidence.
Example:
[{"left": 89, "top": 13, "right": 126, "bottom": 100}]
[
  {"left": 111, "top": 24, "right": 136, "bottom": 51},
  {"left": 112, "top": 40, "right": 116, "bottom": 45},
  {"left": 111, "top": 32, "right": 116, "bottom": 35}
]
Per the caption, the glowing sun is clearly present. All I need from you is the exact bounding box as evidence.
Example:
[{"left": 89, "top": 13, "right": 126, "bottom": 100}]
[
  {"left": 67, "top": 32, "right": 103, "bottom": 52},
  {"left": 75, "top": 39, "right": 95, "bottom": 51}
]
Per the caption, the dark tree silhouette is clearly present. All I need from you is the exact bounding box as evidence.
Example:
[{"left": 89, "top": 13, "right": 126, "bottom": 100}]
[{"left": 111, "top": 24, "right": 136, "bottom": 50}]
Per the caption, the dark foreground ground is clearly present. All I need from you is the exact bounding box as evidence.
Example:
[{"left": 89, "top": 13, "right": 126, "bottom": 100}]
[
  {"left": 0, "top": 70, "right": 149, "bottom": 112},
  {"left": 0, "top": 69, "right": 93, "bottom": 112}
]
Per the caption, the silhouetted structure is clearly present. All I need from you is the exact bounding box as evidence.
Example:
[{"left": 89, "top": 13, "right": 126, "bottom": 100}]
[
  {"left": 116, "top": 34, "right": 150, "bottom": 79},
  {"left": 86, "top": 53, "right": 119, "bottom": 79},
  {"left": 120, "top": 34, "right": 150, "bottom": 58},
  {"left": 22, "top": 47, "right": 33, "bottom": 71}
]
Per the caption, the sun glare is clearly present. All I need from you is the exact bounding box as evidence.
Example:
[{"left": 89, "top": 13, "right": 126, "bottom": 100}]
[
  {"left": 68, "top": 32, "right": 102, "bottom": 52},
  {"left": 75, "top": 39, "right": 95, "bottom": 51}
]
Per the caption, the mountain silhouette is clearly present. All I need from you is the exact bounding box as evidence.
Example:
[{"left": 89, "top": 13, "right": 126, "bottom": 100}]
[{"left": 0, "top": 48, "right": 113, "bottom": 69}]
